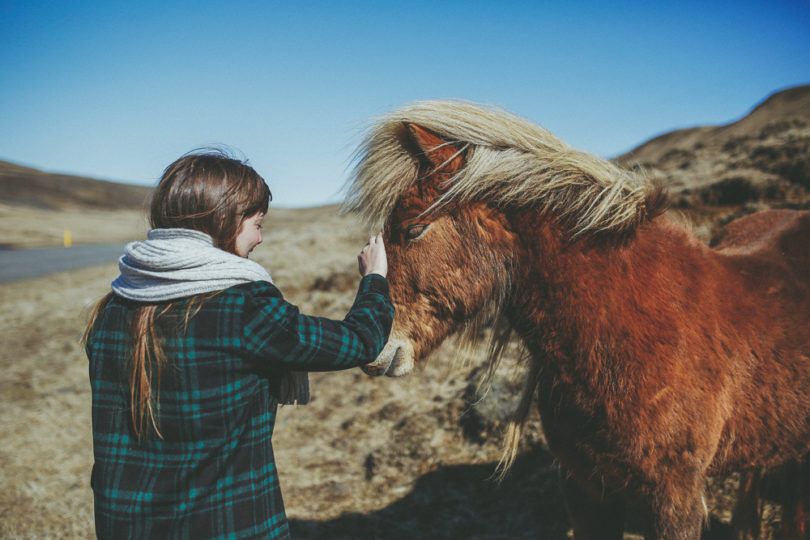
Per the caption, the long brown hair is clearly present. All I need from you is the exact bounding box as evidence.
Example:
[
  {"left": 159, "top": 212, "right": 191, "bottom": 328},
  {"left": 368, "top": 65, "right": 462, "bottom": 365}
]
[{"left": 85, "top": 149, "right": 271, "bottom": 439}]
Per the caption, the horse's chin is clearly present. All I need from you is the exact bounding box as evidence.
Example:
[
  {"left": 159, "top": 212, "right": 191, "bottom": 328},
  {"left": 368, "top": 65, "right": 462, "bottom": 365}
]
[{"left": 362, "top": 334, "right": 414, "bottom": 377}]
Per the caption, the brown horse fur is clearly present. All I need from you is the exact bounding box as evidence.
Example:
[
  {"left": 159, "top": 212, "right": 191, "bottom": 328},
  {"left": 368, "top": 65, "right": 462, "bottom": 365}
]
[{"left": 344, "top": 101, "right": 810, "bottom": 539}]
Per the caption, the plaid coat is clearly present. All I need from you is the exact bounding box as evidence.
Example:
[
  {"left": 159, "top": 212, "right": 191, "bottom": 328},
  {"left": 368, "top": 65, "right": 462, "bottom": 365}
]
[{"left": 87, "top": 274, "right": 394, "bottom": 539}]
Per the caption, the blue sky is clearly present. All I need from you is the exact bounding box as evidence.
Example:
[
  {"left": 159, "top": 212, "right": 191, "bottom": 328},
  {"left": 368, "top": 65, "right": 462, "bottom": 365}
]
[{"left": 1, "top": 1, "right": 808, "bottom": 207}]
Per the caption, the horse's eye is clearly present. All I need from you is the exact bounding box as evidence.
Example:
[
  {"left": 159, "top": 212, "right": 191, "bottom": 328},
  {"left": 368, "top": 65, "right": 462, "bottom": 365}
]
[{"left": 405, "top": 224, "right": 428, "bottom": 240}]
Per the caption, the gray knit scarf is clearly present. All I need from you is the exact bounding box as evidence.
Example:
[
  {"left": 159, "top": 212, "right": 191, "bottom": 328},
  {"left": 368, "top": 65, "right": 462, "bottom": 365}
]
[{"left": 112, "top": 228, "right": 309, "bottom": 405}]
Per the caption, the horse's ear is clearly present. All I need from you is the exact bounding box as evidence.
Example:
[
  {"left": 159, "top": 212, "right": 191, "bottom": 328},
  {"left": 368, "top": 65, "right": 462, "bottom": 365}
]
[{"left": 404, "top": 122, "right": 465, "bottom": 173}]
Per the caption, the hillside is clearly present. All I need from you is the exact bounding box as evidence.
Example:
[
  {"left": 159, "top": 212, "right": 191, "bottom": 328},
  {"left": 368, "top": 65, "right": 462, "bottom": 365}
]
[
  {"left": 616, "top": 85, "right": 810, "bottom": 228},
  {"left": 0, "top": 161, "right": 153, "bottom": 248},
  {"left": 0, "top": 160, "right": 152, "bottom": 211},
  {"left": 3, "top": 84, "right": 807, "bottom": 223}
]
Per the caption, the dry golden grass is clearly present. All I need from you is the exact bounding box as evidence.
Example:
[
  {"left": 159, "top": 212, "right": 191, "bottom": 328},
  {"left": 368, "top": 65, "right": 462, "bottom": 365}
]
[
  {"left": 0, "top": 203, "right": 148, "bottom": 248},
  {"left": 0, "top": 205, "right": 538, "bottom": 539},
  {"left": 0, "top": 264, "right": 113, "bottom": 537},
  {"left": 0, "top": 204, "right": 788, "bottom": 539}
]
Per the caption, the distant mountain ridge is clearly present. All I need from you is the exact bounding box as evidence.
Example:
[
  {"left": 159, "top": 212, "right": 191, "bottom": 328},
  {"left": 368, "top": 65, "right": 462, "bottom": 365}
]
[
  {"left": 617, "top": 84, "right": 810, "bottom": 213},
  {"left": 2, "top": 84, "right": 808, "bottom": 216},
  {"left": 0, "top": 160, "right": 152, "bottom": 210}
]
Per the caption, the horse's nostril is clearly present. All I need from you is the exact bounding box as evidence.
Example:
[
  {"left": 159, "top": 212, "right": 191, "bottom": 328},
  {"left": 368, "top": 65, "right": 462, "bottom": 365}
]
[
  {"left": 362, "top": 340, "right": 400, "bottom": 376},
  {"left": 383, "top": 346, "right": 403, "bottom": 377},
  {"left": 385, "top": 345, "right": 414, "bottom": 377},
  {"left": 361, "top": 362, "right": 388, "bottom": 376}
]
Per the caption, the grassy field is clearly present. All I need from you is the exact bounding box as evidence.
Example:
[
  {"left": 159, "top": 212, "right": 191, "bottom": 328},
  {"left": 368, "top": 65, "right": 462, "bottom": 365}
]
[
  {"left": 0, "top": 203, "right": 148, "bottom": 249},
  {"left": 0, "top": 204, "right": 790, "bottom": 539},
  {"left": 0, "top": 205, "right": 542, "bottom": 538}
]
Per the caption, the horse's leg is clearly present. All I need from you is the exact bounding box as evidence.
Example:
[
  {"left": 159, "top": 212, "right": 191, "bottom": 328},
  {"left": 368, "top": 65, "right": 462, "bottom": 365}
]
[
  {"left": 730, "top": 469, "right": 763, "bottom": 540},
  {"left": 559, "top": 469, "right": 625, "bottom": 540},
  {"left": 797, "top": 459, "right": 810, "bottom": 540},
  {"left": 799, "top": 456, "right": 810, "bottom": 538},
  {"left": 643, "top": 499, "right": 705, "bottom": 540},
  {"left": 643, "top": 475, "right": 706, "bottom": 540},
  {"left": 781, "top": 457, "right": 810, "bottom": 539}
]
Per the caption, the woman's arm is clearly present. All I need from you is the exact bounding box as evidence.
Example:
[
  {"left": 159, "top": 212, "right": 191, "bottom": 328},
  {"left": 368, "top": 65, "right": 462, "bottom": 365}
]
[
  {"left": 243, "top": 232, "right": 393, "bottom": 371},
  {"left": 242, "top": 274, "right": 394, "bottom": 371}
]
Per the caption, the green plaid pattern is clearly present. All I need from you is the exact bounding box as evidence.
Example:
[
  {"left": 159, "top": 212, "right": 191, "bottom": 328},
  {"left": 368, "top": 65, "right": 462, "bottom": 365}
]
[{"left": 87, "top": 274, "right": 393, "bottom": 539}]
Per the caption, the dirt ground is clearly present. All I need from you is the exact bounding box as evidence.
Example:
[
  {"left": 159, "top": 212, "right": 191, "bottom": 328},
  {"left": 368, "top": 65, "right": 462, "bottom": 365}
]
[{"left": 0, "top": 205, "right": 793, "bottom": 539}]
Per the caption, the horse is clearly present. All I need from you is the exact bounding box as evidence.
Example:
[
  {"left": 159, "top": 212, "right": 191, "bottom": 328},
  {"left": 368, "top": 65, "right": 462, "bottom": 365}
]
[{"left": 343, "top": 100, "right": 810, "bottom": 539}]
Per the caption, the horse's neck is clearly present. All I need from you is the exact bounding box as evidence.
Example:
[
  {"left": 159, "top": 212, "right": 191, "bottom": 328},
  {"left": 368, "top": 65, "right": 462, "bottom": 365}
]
[{"left": 507, "top": 213, "right": 718, "bottom": 375}]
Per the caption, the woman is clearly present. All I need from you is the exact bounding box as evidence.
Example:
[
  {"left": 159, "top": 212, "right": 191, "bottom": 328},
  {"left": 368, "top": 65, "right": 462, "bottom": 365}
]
[{"left": 85, "top": 150, "right": 393, "bottom": 539}]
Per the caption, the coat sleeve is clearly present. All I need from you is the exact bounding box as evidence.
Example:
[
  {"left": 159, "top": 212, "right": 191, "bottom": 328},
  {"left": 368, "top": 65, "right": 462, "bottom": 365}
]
[{"left": 242, "top": 274, "right": 395, "bottom": 371}]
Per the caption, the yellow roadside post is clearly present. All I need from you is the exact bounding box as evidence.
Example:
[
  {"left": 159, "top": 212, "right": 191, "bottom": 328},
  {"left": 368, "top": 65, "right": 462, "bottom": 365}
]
[{"left": 64, "top": 228, "right": 72, "bottom": 248}]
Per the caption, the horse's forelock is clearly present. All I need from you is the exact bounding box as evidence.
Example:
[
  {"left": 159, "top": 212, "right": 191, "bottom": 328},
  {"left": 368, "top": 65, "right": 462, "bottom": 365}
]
[
  {"left": 343, "top": 118, "right": 421, "bottom": 230},
  {"left": 343, "top": 100, "right": 667, "bottom": 236}
]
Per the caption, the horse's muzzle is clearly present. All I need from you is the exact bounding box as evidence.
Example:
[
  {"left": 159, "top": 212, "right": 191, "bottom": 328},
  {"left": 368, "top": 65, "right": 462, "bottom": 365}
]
[{"left": 362, "top": 334, "right": 414, "bottom": 377}]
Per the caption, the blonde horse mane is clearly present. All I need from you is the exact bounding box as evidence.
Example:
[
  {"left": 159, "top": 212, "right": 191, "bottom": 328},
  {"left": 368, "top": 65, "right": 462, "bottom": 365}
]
[{"left": 344, "top": 100, "right": 665, "bottom": 237}]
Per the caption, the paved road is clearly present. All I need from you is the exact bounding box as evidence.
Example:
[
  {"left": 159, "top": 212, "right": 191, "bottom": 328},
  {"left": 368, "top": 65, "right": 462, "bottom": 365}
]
[{"left": 0, "top": 243, "right": 126, "bottom": 284}]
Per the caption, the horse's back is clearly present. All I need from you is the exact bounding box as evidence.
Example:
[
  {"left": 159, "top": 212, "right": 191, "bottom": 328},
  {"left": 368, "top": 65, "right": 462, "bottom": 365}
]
[
  {"left": 709, "top": 210, "right": 810, "bottom": 470},
  {"left": 711, "top": 209, "right": 810, "bottom": 283}
]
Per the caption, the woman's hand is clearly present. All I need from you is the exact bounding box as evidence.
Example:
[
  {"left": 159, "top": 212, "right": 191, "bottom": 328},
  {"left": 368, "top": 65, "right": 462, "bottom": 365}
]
[{"left": 358, "top": 232, "right": 388, "bottom": 278}]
